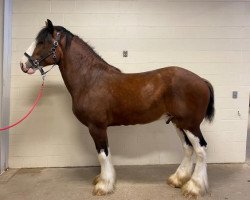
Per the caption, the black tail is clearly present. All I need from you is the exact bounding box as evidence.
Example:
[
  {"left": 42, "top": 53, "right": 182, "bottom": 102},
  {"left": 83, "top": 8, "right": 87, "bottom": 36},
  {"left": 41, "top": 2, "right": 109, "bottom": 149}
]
[{"left": 204, "top": 79, "right": 215, "bottom": 122}]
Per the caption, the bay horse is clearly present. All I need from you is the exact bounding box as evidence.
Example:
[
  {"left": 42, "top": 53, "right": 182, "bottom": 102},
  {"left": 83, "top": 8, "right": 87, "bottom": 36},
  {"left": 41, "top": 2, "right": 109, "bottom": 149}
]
[{"left": 20, "top": 19, "right": 214, "bottom": 198}]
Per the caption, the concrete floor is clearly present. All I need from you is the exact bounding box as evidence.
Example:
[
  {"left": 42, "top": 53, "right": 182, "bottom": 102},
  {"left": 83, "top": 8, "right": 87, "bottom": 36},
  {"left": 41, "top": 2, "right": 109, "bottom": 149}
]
[{"left": 0, "top": 163, "right": 250, "bottom": 200}]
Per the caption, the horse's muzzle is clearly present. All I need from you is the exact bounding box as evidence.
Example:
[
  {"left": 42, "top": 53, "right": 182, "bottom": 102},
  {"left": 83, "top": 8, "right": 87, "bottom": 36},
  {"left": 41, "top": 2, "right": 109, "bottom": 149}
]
[{"left": 20, "top": 62, "right": 36, "bottom": 74}]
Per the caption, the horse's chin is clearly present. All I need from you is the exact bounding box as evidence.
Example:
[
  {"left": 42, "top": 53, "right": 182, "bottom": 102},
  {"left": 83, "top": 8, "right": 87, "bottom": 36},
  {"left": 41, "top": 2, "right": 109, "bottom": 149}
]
[{"left": 27, "top": 68, "right": 36, "bottom": 74}]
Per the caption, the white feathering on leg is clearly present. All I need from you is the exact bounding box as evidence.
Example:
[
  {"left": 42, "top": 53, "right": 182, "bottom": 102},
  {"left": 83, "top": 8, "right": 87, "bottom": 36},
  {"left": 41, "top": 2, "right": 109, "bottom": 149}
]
[
  {"left": 182, "top": 131, "right": 209, "bottom": 197},
  {"left": 168, "top": 128, "right": 194, "bottom": 188},
  {"left": 93, "top": 149, "right": 116, "bottom": 195}
]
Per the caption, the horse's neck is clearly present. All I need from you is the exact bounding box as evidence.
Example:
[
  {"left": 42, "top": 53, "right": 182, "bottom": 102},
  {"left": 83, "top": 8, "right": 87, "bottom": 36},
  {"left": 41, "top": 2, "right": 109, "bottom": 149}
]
[{"left": 58, "top": 37, "right": 115, "bottom": 97}]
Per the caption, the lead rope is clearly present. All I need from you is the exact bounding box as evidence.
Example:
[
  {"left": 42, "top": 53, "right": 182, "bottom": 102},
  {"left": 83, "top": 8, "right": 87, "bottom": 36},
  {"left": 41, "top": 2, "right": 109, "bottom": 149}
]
[
  {"left": 0, "top": 77, "right": 45, "bottom": 132},
  {"left": 1, "top": 33, "right": 60, "bottom": 132}
]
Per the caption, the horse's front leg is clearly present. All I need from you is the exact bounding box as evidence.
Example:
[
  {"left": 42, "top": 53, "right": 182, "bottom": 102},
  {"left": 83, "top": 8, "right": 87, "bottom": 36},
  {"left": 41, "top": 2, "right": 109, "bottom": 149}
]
[{"left": 89, "top": 125, "right": 116, "bottom": 196}]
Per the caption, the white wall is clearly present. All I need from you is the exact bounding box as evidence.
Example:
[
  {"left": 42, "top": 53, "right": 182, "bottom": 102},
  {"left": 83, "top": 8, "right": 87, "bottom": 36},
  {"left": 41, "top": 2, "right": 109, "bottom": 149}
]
[
  {"left": 0, "top": 0, "right": 4, "bottom": 172},
  {"left": 1, "top": 0, "right": 12, "bottom": 173},
  {"left": 9, "top": 0, "right": 250, "bottom": 168},
  {"left": 0, "top": 0, "right": 3, "bottom": 126}
]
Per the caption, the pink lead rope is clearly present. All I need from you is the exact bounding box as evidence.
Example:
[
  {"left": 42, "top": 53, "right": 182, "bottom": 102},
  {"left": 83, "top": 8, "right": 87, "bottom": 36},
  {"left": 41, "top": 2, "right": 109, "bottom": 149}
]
[{"left": 0, "top": 80, "right": 45, "bottom": 131}]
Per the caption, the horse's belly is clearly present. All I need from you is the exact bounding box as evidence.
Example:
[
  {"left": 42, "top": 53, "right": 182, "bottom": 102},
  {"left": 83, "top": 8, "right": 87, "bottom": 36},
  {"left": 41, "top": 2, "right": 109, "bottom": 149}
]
[{"left": 110, "top": 105, "right": 167, "bottom": 126}]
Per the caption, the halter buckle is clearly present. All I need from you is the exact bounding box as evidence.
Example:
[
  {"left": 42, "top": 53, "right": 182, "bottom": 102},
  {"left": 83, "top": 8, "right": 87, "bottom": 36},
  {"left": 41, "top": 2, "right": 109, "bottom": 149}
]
[
  {"left": 54, "top": 41, "right": 58, "bottom": 47},
  {"left": 33, "top": 60, "right": 39, "bottom": 67}
]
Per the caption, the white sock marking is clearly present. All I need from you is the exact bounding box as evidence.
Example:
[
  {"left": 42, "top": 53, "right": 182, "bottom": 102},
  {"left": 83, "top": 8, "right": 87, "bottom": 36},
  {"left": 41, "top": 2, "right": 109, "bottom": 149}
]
[
  {"left": 176, "top": 128, "right": 193, "bottom": 173},
  {"left": 177, "top": 143, "right": 193, "bottom": 175},
  {"left": 96, "top": 149, "right": 116, "bottom": 193},
  {"left": 169, "top": 128, "right": 193, "bottom": 185},
  {"left": 185, "top": 131, "right": 208, "bottom": 193}
]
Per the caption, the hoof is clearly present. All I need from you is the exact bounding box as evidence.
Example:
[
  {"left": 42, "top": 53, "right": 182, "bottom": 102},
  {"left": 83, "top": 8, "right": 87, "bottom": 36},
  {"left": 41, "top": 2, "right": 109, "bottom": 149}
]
[
  {"left": 182, "top": 179, "right": 206, "bottom": 199},
  {"left": 167, "top": 173, "right": 191, "bottom": 188},
  {"left": 93, "top": 187, "right": 109, "bottom": 196},
  {"left": 92, "top": 174, "right": 101, "bottom": 185},
  {"left": 183, "top": 191, "right": 199, "bottom": 200},
  {"left": 92, "top": 180, "right": 115, "bottom": 196}
]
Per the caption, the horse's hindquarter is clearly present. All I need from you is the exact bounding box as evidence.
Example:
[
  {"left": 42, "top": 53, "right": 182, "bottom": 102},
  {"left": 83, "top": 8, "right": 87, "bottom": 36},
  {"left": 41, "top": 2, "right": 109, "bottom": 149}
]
[{"left": 168, "top": 67, "right": 210, "bottom": 128}]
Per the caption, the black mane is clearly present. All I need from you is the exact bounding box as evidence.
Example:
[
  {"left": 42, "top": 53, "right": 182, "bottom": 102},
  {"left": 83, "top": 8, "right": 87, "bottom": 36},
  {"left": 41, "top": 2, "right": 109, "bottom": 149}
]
[
  {"left": 76, "top": 36, "right": 121, "bottom": 72},
  {"left": 36, "top": 25, "right": 121, "bottom": 72}
]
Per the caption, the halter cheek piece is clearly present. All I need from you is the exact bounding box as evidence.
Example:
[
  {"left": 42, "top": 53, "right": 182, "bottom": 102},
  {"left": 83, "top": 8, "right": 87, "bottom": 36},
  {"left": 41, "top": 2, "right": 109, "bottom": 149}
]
[{"left": 24, "top": 32, "right": 61, "bottom": 76}]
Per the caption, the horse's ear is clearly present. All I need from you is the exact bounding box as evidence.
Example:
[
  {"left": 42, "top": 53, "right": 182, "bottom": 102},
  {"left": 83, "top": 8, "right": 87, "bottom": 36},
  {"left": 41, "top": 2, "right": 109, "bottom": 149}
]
[{"left": 45, "top": 19, "right": 54, "bottom": 34}]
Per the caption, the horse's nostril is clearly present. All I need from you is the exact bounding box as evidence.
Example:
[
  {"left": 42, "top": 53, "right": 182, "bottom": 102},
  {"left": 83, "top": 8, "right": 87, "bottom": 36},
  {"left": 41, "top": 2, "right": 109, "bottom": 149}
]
[{"left": 20, "top": 62, "right": 28, "bottom": 73}]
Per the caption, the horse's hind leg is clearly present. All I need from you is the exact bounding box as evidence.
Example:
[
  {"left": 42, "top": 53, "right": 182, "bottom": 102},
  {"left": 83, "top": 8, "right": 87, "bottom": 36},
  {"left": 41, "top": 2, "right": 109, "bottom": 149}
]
[
  {"left": 182, "top": 128, "right": 208, "bottom": 198},
  {"left": 89, "top": 125, "right": 116, "bottom": 196},
  {"left": 167, "top": 127, "right": 194, "bottom": 188}
]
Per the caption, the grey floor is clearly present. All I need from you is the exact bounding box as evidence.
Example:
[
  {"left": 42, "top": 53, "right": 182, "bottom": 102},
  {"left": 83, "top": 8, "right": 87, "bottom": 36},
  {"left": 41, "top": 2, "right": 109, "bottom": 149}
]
[{"left": 0, "top": 163, "right": 250, "bottom": 200}]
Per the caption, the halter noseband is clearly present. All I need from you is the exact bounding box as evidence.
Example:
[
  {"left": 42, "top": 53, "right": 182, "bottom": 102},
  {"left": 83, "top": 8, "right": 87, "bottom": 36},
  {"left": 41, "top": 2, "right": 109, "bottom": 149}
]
[{"left": 24, "top": 32, "right": 61, "bottom": 76}]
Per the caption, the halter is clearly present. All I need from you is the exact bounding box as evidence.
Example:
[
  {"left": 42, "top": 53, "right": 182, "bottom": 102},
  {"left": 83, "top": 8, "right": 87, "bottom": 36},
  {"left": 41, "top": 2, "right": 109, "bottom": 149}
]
[{"left": 24, "top": 32, "right": 61, "bottom": 77}]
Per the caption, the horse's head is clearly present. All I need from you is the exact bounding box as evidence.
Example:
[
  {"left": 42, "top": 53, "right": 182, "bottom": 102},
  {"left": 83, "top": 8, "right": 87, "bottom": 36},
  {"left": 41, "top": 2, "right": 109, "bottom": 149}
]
[{"left": 20, "top": 19, "right": 62, "bottom": 75}]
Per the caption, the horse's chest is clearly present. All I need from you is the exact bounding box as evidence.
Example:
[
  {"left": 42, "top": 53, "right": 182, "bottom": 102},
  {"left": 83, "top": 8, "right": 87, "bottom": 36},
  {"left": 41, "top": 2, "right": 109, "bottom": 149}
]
[
  {"left": 72, "top": 97, "right": 107, "bottom": 126},
  {"left": 72, "top": 105, "right": 89, "bottom": 126}
]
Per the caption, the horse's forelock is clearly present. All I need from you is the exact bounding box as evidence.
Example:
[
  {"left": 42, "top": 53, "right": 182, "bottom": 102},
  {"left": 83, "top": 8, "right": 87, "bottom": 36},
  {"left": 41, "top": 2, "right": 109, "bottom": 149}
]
[
  {"left": 36, "top": 26, "right": 74, "bottom": 48},
  {"left": 36, "top": 27, "right": 52, "bottom": 43}
]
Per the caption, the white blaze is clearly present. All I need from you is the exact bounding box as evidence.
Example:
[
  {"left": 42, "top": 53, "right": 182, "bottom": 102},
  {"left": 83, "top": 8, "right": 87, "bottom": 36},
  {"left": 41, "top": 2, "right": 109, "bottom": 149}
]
[{"left": 20, "top": 41, "right": 36, "bottom": 65}]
